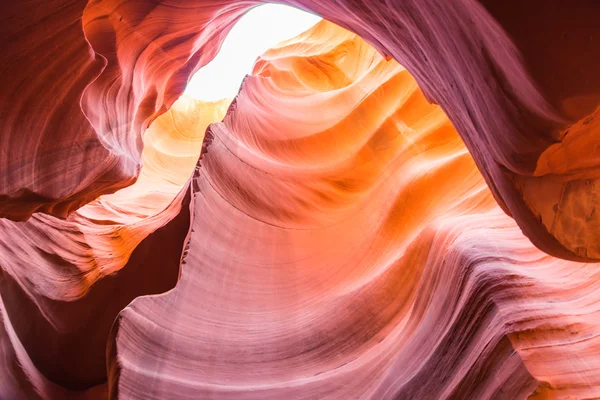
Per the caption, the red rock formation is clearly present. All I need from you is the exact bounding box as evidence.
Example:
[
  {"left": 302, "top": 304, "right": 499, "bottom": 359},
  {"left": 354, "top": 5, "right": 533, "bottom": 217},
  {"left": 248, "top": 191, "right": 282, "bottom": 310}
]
[
  {"left": 108, "top": 22, "right": 600, "bottom": 399},
  {"left": 1, "top": 1, "right": 600, "bottom": 399},
  {"left": 2, "top": 0, "right": 599, "bottom": 260},
  {"left": 0, "top": 95, "right": 227, "bottom": 395}
]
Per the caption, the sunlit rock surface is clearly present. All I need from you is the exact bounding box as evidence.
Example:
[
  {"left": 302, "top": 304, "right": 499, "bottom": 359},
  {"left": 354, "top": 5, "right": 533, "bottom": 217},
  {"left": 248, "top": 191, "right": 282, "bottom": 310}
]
[
  {"left": 1, "top": 0, "right": 599, "bottom": 260},
  {"left": 107, "top": 21, "right": 600, "bottom": 399},
  {"left": 1, "top": 2, "right": 600, "bottom": 399}
]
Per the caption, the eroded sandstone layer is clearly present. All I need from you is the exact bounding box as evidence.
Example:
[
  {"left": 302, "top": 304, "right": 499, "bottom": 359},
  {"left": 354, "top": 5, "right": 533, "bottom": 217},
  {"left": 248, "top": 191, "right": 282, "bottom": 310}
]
[
  {"left": 106, "top": 21, "right": 599, "bottom": 399},
  {"left": 0, "top": 95, "right": 227, "bottom": 396},
  {"left": 0, "top": 2, "right": 600, "bottom": 400},
  {"left": 1, "top": 0, "right": 599, "bottom": 260}
]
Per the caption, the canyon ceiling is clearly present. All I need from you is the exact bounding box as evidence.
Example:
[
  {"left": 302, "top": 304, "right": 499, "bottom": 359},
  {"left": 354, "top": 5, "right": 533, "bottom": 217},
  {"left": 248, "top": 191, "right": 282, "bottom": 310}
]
[{"left": 1, "top": 1, "right": 599, "bottom": 399}]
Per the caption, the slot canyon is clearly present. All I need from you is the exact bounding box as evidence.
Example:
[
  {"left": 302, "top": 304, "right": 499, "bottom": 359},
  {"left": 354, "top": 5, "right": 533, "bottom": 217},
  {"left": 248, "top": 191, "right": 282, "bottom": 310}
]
[{"left": 1, "top": 1, "right": 600, "bottom": 399}]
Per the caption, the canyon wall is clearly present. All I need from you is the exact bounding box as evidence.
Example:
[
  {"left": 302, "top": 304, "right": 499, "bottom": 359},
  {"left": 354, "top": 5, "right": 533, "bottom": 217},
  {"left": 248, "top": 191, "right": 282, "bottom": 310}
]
[
  {"left": 2, "top": 0, "right": 599, "bottom": 260},
  {"left": 1, "top": 1, "right": 599, "bottom": 399}
]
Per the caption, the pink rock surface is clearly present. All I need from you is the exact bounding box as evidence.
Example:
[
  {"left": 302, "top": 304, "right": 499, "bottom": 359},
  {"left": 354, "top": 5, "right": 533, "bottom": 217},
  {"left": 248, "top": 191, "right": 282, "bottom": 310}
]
[
  {"left": 0, "top": 95, "right": 226, "bottom": 393},
  {"left": 109, "top": 23, "right": 600, "bottom": 399},
  {"left": 0, "top": 1, "right": 600, "bottom": 399},
  {"left": 2, "top": 0, "right": 599, "bottom": 259}
]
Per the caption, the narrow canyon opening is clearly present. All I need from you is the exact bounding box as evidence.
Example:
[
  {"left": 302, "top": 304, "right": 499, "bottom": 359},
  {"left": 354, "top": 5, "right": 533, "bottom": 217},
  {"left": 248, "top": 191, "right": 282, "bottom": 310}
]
[
  {"left": 6, "top": 3, "right": 476, "bottom": 393},
  {"left": 107, "top": 5, "right": 509, "bottom": 398},
  {"left": 96, "top": 4, "right": 321, "bottom": 218}
]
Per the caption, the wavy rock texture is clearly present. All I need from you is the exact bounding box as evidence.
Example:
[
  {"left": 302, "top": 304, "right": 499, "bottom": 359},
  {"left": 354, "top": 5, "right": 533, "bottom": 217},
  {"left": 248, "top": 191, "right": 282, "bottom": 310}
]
[
  {"left": 0, "top": 0, "right": 245, "bottom": 220},
  {"left": 1, "top": 0, "right": 599, "bottom": 260},
  {"left": 108, "top": 22, "right": 600, "bottom": 399},
  {"left": 0, "top": 95, "right": 227, "bottom": 395},
  {"left": 0, "top": 2, "right": 600, "bottom": 400}
]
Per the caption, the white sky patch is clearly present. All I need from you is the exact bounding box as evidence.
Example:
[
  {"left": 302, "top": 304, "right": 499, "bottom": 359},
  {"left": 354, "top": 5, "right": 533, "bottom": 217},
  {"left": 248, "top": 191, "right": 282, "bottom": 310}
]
[{"left": 184, "top": 4, "right": 321, "bottom": 101}]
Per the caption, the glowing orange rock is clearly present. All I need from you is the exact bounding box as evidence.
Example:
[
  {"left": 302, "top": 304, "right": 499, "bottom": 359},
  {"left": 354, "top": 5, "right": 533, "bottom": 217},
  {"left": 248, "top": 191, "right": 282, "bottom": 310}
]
[
  {"left": 1, "top": 1, "right": 600, "bottom": 399},
  {"left": 109, "top": 21, "right": 600, "bottom": 399}
]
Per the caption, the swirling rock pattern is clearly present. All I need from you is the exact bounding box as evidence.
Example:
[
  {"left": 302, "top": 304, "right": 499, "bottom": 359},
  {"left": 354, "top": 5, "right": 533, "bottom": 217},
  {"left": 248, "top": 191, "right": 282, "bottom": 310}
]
[
  {"left": 108, "top": 22, "right": 600, "bottom": 399},
  {"left": 0, "top": 95, "right": 226, "bottom": 395},
  {"left": 1, "top": 0, "right": 599, "bottom": 260},
  {"left": 0, "top": 2, "right": 600, "bottom": 399}
]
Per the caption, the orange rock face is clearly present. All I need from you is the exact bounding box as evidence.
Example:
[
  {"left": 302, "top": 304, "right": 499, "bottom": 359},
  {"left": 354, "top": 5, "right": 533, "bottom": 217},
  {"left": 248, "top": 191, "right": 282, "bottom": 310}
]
[
  {"left": 105, "top": 21, "right": 600, "bottom": 399},
  {"left": 1, "top": 0, "right": 599, "bottom": 260},
  {"left": 1, "top": 2, "right": 600, "bottom": 400}
]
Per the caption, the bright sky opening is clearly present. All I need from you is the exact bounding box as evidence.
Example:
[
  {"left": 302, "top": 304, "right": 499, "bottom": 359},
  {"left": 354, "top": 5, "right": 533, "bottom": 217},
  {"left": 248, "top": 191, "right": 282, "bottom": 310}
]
[{"left": 184, "top": 4, "right": 321, "bottom": 101}]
